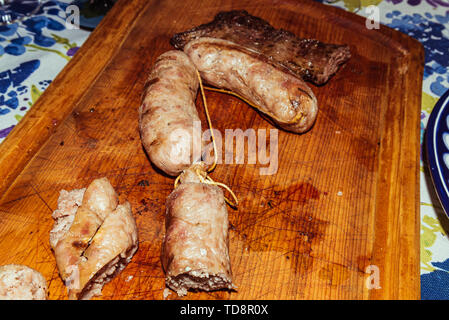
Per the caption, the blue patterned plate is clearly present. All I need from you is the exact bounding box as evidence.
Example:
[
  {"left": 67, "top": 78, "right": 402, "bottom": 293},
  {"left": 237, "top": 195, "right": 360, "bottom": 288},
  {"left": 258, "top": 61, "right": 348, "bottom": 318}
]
[{"left": 426, "top": 89, "right": 449, "bottom": 217}]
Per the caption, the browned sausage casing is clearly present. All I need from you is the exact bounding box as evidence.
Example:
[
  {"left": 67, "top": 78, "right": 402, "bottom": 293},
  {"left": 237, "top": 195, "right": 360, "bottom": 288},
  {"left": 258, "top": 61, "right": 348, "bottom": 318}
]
[
  {"left": 139, "top": 50, "right": 204, "bottom": 176},
  {"left": 162, "top": 163, "right": 234, "bottom": 296},
  {"left": 50, "top": 178, "right": 138, "bottom": 300},
  {"left": 184, "top": 37, "right": 318, "bottom": 133}
]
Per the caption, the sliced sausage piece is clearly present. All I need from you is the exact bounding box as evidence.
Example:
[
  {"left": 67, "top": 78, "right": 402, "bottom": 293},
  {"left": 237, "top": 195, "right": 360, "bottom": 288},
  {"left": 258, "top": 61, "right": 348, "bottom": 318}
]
[
  {"left": 50, "top": 178, "right": 138, "bottom": 300},
  {"left": 52, "top": 177, "right": 118, "bottom": 282},
  {"left": 139, "top": 50, "right": 204, "bottom": 176},
  {"left": 184, "top": 37, "right": 318, "bottom": 133},
  {"left": 162, "top": 163, "right": 235, "bottom": 296},
  {"left": 50, "top": 187, "right": 85, "bottom": 250},
  {"left": 68, "top": 202, "right": 138, "bottom": 300},
  {"left": 0, "top": 264, "right": 47, "bottom": 300},
  {"left": 82, "top": 177, "right": 119, "bottom": 220}
]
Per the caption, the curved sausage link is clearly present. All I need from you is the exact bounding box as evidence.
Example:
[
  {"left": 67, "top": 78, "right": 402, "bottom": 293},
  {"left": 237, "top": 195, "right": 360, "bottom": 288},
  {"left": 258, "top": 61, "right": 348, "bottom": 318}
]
[
  {"left": 139, "top": 50, "right": 204, "bottom": 176},
  {"left": 184, "top": 37, "right": 318, "bottom": 133}
]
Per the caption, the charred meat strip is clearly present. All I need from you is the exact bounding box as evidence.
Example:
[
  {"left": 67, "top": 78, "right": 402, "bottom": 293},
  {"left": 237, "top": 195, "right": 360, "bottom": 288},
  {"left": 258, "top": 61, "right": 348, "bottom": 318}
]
[{"left": 171, "top": 10, "right": 350, "bottom": 85}]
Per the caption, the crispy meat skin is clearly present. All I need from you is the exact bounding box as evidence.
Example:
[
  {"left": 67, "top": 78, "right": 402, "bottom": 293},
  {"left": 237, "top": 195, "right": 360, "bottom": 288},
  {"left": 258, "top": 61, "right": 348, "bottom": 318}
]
[{"left": 171, "top": 10, "right": 351, "bottom": 85}]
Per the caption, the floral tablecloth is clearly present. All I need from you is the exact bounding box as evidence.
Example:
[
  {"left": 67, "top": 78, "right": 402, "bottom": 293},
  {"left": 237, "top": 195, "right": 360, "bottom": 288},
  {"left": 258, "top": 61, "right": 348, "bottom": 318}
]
[
  {"left": 0, "top": 0, "right": 90, "bottom": 140},
  {"left": 0, "top": 0, "right": 448, "bottom": 300}
]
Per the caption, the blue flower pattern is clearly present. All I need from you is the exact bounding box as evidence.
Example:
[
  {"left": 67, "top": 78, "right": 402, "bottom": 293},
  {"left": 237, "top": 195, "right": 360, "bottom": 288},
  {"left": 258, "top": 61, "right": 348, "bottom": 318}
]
[
  {"left": 0, "top": 60, "right": 40, "bottom": 115},
  {"left": 421, "top": 258, "right": 449, "bottom": 299},
  {"left": 0, "top": 1, "right": 86, "bottom": 140},
  {"left": 385, "top": 10, "right": 449, "bottom": 96},
  {"left": 0, "top": 2, "right": 67, "bottom": 57}
]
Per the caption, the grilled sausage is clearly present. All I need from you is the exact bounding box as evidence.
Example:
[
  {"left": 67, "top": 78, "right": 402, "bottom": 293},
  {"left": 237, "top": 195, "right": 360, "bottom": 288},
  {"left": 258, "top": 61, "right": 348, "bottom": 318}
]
[
  {"left": 139, "top": 50, "right": 205, "bottom": 176},
  {"left": 183, "top": 37, "right": 318, "bottom": 133},
  {"left": 161, "top": 163, "right": 235, "bottom": 296}
]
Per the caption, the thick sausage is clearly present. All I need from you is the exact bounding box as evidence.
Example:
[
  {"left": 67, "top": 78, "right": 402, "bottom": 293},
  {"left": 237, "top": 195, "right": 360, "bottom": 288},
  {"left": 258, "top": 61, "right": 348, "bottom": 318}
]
[
  {"left": 183, "top": 37, "right": 318, "bottom": 133},
  {"left": 161, "top": 163, "right": 235, "bottom": 296},
  {"left": 139, "top": 50, "right": 204, "bottom": 176}
]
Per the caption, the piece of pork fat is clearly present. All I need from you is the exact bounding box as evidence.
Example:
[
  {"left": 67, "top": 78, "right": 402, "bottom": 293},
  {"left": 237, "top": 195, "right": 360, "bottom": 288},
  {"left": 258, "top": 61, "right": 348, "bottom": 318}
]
[
  {"left": 50, "top": 178, "right": 138, "bottom": 300},
  {"left": 162, "top": 163, "right": 235, "bottom": 296}
]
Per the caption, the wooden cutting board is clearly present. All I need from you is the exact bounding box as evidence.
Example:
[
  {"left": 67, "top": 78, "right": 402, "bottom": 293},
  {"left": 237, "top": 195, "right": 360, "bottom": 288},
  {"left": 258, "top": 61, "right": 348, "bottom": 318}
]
[{"left": 0, "top": 0, "right": 423, "bottom": 300}]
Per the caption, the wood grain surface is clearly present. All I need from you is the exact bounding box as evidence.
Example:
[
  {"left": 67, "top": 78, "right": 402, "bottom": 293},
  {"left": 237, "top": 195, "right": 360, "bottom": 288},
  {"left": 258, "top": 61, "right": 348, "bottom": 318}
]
[{"left": 0, "top": 0, "right": 423, "bottom": 300}]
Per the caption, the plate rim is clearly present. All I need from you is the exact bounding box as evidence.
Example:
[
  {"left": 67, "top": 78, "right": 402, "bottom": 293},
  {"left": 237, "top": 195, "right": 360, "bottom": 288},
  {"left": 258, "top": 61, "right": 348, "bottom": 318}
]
[{"left": 426, "top": 88, "right": 449, "bottom": 217}]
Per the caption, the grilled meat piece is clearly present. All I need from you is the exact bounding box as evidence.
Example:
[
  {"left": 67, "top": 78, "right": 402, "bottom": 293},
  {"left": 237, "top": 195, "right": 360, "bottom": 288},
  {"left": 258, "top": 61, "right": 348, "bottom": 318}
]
[{"left": 171, "top": 10, "right": 350, "bottom": 85}]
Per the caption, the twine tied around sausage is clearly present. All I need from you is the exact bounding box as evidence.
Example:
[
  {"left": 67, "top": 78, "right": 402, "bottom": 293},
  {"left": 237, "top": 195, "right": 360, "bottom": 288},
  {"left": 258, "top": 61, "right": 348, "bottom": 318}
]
[{"left": 173, "top": 70, "right": 239, "bottom": 208}]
